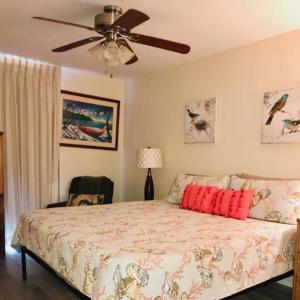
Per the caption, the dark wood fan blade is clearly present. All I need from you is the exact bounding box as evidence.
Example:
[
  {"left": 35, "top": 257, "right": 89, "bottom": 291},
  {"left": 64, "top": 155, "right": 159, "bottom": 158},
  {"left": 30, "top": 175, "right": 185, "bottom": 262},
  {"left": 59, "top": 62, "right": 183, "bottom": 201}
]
[
  {"left": 129, "top": 34, "right": 190, "bottom": 54},
  {"left": 117, "top": 39, "right": 138, "bottom": 65},
  {"left": 33, "top": 16, "right": 100, "bottom": 32},
  {"left": 52, "top": 37, "right": 102, "bottom": 52},
  {"left": 112, "top": 9, "right": 149, "bottom": 31},
  {"left": 125, "top": 55, "right": 138, "bottom": 65}
]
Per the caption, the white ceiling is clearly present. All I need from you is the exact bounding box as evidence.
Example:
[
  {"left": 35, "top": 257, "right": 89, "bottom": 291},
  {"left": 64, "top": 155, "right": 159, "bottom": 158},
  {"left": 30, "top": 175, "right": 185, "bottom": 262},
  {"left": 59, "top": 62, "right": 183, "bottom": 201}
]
[{"left": 1, "top": 0, "right": 300, "bottom": 78}]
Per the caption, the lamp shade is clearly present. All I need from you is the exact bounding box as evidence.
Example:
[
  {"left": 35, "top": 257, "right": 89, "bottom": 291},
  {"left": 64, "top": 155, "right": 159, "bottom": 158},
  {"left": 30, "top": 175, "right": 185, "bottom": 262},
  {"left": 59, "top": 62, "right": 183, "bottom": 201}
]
[{"left": 136, "top": 148, "right": 163, "bottom": 169}]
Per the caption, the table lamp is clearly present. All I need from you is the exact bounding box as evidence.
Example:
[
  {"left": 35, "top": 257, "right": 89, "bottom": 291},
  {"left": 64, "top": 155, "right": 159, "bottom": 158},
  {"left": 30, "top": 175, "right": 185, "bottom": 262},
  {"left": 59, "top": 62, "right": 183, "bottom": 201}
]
[{"left": 136, "top": 147, "right": 163, "bottom": 200}]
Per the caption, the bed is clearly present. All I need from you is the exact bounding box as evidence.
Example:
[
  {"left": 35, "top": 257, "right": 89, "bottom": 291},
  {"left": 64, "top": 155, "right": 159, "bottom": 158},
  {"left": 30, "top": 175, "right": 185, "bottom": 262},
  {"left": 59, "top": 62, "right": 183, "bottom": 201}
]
[{"left": 12, "top": 200, "right": 295, "bottom": 300}]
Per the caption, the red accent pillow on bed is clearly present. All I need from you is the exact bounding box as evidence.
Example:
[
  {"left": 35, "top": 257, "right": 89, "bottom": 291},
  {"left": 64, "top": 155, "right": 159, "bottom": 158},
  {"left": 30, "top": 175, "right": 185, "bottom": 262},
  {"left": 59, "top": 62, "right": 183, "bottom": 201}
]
[
  {"left": 180, "top": 185, "right": 219, "bottom": 212},
  {"left": 213, "top": 189, "right": 255, "bottom": 220},
  {"left": 229, "top": 189, "right": 255, "bottom": 220},
  {"left": 180, "top": 185, "right": 255, "bottom": 220},
  {"left": 213, "top": 189, "right": 233, "bottom": 217},
  {"left": 199, "top": 186, "right": 219, "bottom": 213}
]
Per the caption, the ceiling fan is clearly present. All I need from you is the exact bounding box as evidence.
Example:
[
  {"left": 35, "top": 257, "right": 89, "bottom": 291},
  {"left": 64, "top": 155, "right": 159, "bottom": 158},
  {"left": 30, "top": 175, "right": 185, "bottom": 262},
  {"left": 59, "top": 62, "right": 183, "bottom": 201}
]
[{"left": 33, "top": 5, "right": 191, "bottom": 66}]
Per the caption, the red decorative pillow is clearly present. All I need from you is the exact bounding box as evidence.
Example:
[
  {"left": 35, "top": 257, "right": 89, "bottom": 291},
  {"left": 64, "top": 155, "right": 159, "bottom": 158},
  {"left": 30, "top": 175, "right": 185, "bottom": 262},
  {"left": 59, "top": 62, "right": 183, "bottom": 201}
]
[
  {"left": 213, "top": 189, "right": 233, "bottom": 217},
  {"left": 180, "top": 185, "right": 219, "bottom": 213},
  {"left": 228, "top": 190, "right": 241, "bottom": 217},
  {"left": 181, "top": 184, "right": 202, "bottom": 210},
  {"left": 180, "top": 185, "right": 255, "bottom": 221},
  {"left": 199, "top": 187, "right": 219, "bottom": 214},
  {"left": 214, "top": 189, "right": 255, "bottom": 220},
  {"left": 230, "top": 189, "right": 255, "bottom": 220},
  {"left": 188, "top": 185, "right": 203, "bottom": 210}
]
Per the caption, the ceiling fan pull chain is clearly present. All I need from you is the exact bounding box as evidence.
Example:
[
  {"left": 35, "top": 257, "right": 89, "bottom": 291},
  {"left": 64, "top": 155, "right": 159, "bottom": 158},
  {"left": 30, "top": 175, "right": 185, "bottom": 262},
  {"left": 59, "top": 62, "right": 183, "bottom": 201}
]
[{"left": 104, "top": 63, "right": 113, "bottom": 79}]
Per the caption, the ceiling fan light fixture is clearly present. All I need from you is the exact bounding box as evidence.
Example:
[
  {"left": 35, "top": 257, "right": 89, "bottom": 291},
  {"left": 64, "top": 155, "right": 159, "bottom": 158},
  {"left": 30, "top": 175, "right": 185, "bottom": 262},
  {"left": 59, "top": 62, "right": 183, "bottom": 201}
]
[
  {"left": 106, "top": 57, "right": 120, "bottom": 66},
  {"left": 88, "top": 43, "right": 105, "bottom": 63},
  {"left": 104, "top": 40, "right": 121, "bottom": 61},
  {"left": 89, "top": 41, "right": 135, "bottom": 66}
]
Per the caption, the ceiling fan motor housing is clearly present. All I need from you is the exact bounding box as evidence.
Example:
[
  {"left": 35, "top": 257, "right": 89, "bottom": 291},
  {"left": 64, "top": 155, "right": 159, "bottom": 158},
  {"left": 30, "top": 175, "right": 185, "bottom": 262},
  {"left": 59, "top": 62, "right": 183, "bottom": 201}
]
[{"left": 95, "top": 5, "right": 123, "bottom": 30}]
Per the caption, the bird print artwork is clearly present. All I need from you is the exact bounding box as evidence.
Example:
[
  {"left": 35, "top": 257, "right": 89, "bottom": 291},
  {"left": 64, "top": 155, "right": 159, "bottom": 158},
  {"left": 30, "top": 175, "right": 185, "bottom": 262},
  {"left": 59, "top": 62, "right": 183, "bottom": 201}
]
[
  {"left": 281, "top": 119, "right": 300, "bottom": 135},
  {"left": 262, "top": 87, "right": 300, "bottom": 143},
  {"left": 187, "top": 109, "right": 199, "bottom": 119},
  {"left": 265, "top": 94, "right": 289, "bottom": 125},
  {"left": 185, "top": 98, "right": 216, "bottom": 143}
]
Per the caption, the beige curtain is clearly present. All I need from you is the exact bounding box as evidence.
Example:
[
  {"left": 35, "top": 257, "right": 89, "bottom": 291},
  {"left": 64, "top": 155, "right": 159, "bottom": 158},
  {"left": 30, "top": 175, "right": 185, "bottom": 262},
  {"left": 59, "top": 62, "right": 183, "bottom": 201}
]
[{"left": 0, "top": 56, "right": 60, "bottom": 241}]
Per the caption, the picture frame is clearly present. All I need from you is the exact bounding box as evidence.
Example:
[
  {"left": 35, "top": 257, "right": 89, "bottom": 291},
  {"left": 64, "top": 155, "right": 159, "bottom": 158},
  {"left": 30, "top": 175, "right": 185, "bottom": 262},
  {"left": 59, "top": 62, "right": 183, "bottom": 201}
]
[
  {"left": 184, "top": 98, "right": 217, "bottom": 143},
  {"left": 60, "top": 90, "right": 120, "bottom": 150},
  {"left": 262, "top": 87, "right": 300, "bottom": 143}
]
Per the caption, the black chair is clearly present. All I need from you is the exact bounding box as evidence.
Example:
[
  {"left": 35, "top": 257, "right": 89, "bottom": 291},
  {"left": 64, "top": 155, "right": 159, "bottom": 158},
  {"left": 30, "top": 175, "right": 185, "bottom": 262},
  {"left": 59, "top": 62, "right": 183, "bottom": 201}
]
[{"left": 47, "top": 176, "right": 114, "bottom": 208}]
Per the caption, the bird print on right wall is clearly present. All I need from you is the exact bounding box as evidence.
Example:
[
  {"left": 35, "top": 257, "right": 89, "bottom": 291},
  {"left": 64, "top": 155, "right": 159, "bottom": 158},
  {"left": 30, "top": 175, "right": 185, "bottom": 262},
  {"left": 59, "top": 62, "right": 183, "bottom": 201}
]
[
  {"left": 265, "top": 94, "right": 289, "bottom": 125},
  {"left": 262, "top": 88, "right": 300, "bottom": 143}
]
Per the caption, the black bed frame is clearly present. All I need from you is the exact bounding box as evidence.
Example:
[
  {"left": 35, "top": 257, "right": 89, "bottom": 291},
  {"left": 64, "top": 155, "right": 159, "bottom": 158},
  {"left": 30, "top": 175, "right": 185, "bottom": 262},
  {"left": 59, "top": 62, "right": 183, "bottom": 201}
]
[
  {"left": 20, "top": 246, "right": 293, "bottom": 300},
  {"left": 21, "top": 246, "right": 90, "bottom": 300}
]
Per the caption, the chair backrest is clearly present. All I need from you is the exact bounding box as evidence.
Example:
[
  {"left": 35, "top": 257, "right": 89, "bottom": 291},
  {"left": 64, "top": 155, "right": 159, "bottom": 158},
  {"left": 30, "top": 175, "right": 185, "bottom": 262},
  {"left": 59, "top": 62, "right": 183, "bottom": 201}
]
[{"left": 69, "top": 176, "right": 114, "bottom": 204}]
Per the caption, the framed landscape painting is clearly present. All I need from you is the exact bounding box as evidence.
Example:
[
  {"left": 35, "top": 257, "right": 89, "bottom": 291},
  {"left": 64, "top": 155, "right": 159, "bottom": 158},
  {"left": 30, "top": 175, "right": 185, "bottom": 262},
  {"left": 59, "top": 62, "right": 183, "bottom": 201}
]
[
  {"left": 184, "top": 98, "right": 216, "bottom": 143},
  {"left": 60, "top": 90, "right": 120, "bottom": 150},
  {"left": 262, "top": 87, "right": 300, "bottom": 143}
]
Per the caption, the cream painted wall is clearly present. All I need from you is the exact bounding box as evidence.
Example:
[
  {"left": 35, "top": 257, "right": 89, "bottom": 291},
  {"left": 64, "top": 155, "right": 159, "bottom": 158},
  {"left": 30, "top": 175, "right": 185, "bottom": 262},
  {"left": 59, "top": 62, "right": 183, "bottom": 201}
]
[
  {"left": 60, "top": 68, "right": 124, "bottom": 202},
  {"left": 124, "top": 29, "right": 300, "bottom": 201}
]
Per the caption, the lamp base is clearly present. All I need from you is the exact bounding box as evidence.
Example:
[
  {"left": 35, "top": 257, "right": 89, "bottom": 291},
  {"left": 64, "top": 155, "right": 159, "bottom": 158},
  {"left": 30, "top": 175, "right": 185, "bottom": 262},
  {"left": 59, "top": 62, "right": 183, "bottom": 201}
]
[{"left": 144, "top": 168, "right": 154, "bottom": 200}]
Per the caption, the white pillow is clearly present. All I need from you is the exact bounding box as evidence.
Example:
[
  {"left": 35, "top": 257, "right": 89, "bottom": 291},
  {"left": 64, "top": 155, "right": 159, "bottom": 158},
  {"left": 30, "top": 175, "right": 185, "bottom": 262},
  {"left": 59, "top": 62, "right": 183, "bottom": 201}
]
[
  {"left": 229, "top": 175, "right": 300, "bottom": 224},
  {"left": 166, "top": 173, "right": 230, "bottom": 204}
]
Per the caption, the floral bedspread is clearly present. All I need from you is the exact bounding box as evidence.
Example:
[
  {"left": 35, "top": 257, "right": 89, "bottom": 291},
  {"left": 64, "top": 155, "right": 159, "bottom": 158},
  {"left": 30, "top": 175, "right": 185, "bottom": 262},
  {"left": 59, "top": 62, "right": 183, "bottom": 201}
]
[{"left": 12, "top": 200, "right": 296, "bottom": 300}]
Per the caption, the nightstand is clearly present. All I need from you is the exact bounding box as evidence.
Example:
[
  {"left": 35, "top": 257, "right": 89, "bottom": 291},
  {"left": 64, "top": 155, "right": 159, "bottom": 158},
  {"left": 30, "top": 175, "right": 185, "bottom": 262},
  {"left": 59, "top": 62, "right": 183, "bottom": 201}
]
[{"left": 293, "top": 219, "right": 300, "bottom": 299}]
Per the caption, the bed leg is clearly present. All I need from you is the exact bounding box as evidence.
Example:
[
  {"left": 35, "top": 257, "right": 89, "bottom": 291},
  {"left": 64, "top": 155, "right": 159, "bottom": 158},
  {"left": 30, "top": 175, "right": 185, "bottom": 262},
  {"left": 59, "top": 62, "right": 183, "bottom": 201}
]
[{"left": 21, "top": 246, "right": 27, "bottom": 281}]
